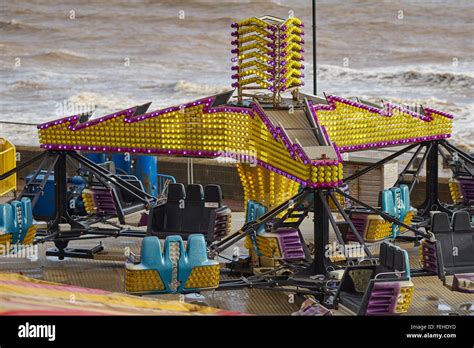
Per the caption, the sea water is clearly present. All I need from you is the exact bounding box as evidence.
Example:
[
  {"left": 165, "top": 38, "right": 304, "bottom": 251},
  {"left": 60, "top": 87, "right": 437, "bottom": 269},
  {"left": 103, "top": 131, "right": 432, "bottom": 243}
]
[{"left": 0, "top": 0, "right": 472, "bottom": 148}]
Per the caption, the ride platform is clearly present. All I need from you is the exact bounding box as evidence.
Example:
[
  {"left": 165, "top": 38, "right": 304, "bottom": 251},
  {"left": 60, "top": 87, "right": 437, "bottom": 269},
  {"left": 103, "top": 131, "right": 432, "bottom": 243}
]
[{"left": 0, "top": 212, "right": 470, "bottom": 316}]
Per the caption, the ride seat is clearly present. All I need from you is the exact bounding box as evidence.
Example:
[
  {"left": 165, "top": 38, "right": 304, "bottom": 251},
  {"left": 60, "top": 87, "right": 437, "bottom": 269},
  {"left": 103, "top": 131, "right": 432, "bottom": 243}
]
[
  {"left": 148, "top": 183, "right": 231, "bottom": 242},
  {"left": 428, "top": 211, "right": 474, "bottom": 276},
  {"left": 336, "top": 242, "right": 413, "bottom": 315},
  {"left": 431, "top": 212, "right": 455, "bottom": 271},
  {"left": 451, "top": 211, "right": 474, "bottom": 271},
  {"left": 115, "top": 175, "right": 147, "bottom": 215},
  {"left": 163, "top": 183, "right": 186, "bottom": 232},
  {"left": 182, "top": 184, "right": 204, "bottom": 233},
  {"left": 200, "top": 184, "right": 223, "bottom": 232}
]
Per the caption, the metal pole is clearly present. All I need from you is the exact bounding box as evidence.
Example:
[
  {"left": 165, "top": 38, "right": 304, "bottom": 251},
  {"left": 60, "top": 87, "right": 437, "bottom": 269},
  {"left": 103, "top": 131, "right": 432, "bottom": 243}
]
[
  {"left": 312, "top": 0, "right": 317, "bottom": 95},
  {"left": 394, "top": 143, "right": 425, "bottom": 187},
  {"left": 419, "top": 141, "right": 450, "bottom": 216},
  {"left": 343, "top": 143, "right": 419, "bottom": 184},
  {"left": 0, "top": 151, "right": 47, "bottom": 181},
  {"left": 50, "top": 153, "right": 84, "bottom": 239},
  {"left": 327, "top": 191, "right": 373, "bottom": 258},
  {"left": 407, "top": 142, "right": 432, "bottom": 192},
  {"left": 441, "top": 140, "right": 474, "bottom": 165},
  {"left": 71, "top": 152, "right": 156, "bottom": 203},
  {"left": 311, "top": 189, "right": 329, "bottom": 275}
]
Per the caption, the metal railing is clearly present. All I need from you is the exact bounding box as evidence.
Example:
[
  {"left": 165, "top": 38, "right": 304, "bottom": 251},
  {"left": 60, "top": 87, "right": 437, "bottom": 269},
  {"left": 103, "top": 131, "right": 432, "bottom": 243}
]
[{"left": 156, "top": 173, "right": 176, "bottom": 198}]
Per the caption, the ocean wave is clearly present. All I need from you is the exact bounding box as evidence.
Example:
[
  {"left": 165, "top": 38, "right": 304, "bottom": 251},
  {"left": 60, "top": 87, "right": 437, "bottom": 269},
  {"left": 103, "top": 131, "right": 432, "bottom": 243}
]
[
  {"left": 67, "top": 92, "right": 132, "bottom": 113},
  {"left": 172, "top": 80, "right": 231, "bottom": 95},
  {"left": 9, "top": 80, "right": 49, "bottom": 91},
  {"left": 140, "top": 80, "right": 230, "bottom": 97},
  {"left": 0, "top": 19, "right": 56, "bottom": 33},
  {"left": 151, "top": 15, "right": 236, "bottom": 26},
  {"left": 380, "top": 70, "right": 474, "bottom": 89},
  {"left": 318, "top": 64, "right": 474, "bottom": 90},
  {"left": 154, "top": 0, "right": 266, "bottom": 7},
  {"left": 0, "top": 19, "right": 31, "bottom": 30},
  {"left": 31, "top": 49, "right": 90, "bottom": 63}
]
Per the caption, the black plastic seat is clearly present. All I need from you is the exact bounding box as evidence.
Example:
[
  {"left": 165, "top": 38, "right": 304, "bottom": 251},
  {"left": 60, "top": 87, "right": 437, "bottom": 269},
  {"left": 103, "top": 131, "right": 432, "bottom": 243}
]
[
  {"left": 182, "top": 184, "right": 204, "bottom": 233},
  {"left": 452, "top": 211, "right": 474, "bottom": 272},
  {"left": 375, "top": 242, "right": 407, "bottom": 277},
  {"left": 204, "top": 185, "right": 223, "bottom": 207},
  {"left": 147, "top": 183, "right": 231, "bottom": 243},
  {"left": 163, "top": 183, "right": 185, "bottom": 232},
  {"left": 336, "top": 267, "right": 376, "bottom": 314},
  {"left": 201, "top": 185, "right": 223, "bottom": 231},
  {"left": 430, "top": 211, "right": 474, "bottom": 276},
  {"left": 431, "top": 212, "right": 455, "bottom": 271},
  {"left": 336, "top": 242, "right": 410, "bottom": 315},
  {"left": 116, "top": 176, "right": 146, "bottom": 212}
]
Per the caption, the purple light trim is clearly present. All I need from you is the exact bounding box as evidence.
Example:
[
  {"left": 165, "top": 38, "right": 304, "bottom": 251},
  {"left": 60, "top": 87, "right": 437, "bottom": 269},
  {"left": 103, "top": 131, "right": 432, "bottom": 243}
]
[
  {"left": 251, "top": 102, "right": 278, "bottom": 140},
  {"left": 275, "top": 128, "right": 297, "bottom": 160},
  {"left": 293, "top": 143, "right": 311, "bottom": 164},
  {"left": 37, "top": 107, "right": 134, "bottom": 130},
  {"left": 39, "top": 96, "right": 256, "bottom": 133},
  {"left": 315, "top": 95, "right": 454, "bottom": 121}
]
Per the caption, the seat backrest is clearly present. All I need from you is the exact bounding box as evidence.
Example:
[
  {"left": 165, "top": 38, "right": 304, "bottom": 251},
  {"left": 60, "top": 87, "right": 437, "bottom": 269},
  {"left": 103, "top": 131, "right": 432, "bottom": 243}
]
[
  {"left": 381, "top": 190, "right": 396, "bottom": 217},
  {"left": 246, "top": 200, "right": 256, "bottom": 223},
  {"left": 182, "top": 184, "right": 204, "bottom": 233},
  {"left": 377, "top": 242, "right": 409, "bottom": 278},
  {"left": 452, "top": 211, "right": 474, "bottom": 267},
  {"left": 204, "top": 185, "right": 223, "bottom": 208},
  {"left": 164, "top": 183, "right": 185, "bottom": 232},
  {"left": 167, "top": 183, "right": 186, "bottom": 202},
  {"left": 186, "top": 184, "right": 204, "bottom": 203},
  {"left": 336, "top": 266, "right": 377, "bottom": 315},
  {"left": 140, "top": 236, "right": 163, "bottom": 269},
  {"left": 117, "top": 176, "right": 145, "bottom": 205},
  {"left": 148, "top": 204, "right": 165, "bottom": 232},
  {"left": 245, "top": 200, "right": 267, "bottom": 234},
  {"left": 432, "top": 212, "right": 451, "bottom": 233},
  {"left": 200, "top": 185, "right": 224, "bottom": 231},
  {"left": 399, "top": 184, "right": 411, "bottom": 219},
  {"left": 452, "top": 211, "right": 471, "bottom": 232},
  {"left": 431, "top": 212, "right": 455, "bottom": 268}
]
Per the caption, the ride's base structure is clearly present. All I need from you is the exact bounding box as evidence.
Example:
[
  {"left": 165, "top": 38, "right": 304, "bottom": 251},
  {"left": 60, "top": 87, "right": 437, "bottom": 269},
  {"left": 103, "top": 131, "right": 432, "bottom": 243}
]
[{"left": 0, "top": 208, "right": 471, "bottom": 316}]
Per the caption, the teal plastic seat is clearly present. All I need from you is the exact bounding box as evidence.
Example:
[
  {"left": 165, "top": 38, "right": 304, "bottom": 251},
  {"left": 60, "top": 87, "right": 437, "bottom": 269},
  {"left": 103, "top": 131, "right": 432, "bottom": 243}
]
[
  {"left": 381, "top": 190, "right": 397, "bottom": 218},
  {"left": 140, "top": 235, "right": 164, "bottom": 269},
  {"left": 0, "top": 204, "right": 15, "bottom": 236},
  {"left": 245, "top": 200, "right": 267, "bottom": 235},
  {"left": 0, "top": 198, "right": 35, "bottom": 244},
  {"left": 381, "top": 185, "right": 415, "bottom": 238},
  {"left": 126, "top": 234, "right": 220, "bottom": 294},
  {"left": 399, "top": 185, "right": 411, "bottom": 220}
]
